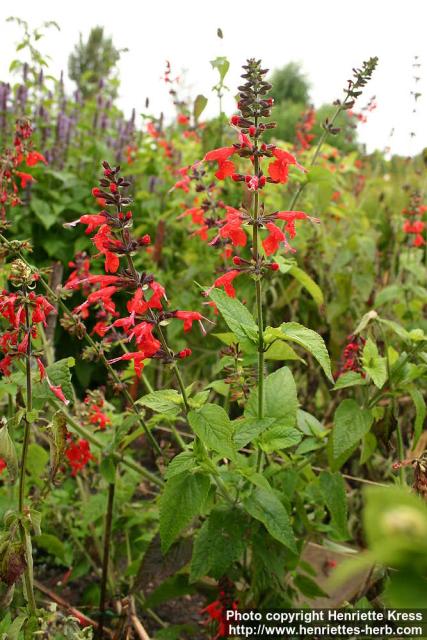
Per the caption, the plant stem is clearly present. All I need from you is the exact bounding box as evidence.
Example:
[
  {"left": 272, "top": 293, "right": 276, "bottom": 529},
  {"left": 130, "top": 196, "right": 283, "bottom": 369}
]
[
  {"left": 252, "top": 140, "right": 265, "bottom": 472},
  {"left": 98, "top": 479, "right": 116, "bottom": 640},
  {"left": 19, "top": 301, "right": 37, "bottom": 615}
]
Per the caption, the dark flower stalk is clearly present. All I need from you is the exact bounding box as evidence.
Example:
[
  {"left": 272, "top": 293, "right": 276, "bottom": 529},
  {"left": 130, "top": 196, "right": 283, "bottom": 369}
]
[{"left": 286, "top": 56, "right": 379, "bottom": 214}]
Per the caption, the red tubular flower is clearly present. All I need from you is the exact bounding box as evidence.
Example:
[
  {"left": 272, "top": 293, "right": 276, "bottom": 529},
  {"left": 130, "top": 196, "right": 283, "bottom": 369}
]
[
  {"left": 262, "top": 223, "right": 292, "bottom": 256},
  {"left": 219, "top": 207, "right": 247, "bottom": 247},
  {"left": 178, "top": 207, "right": 205, "bottom": 225},
  {"left": 208, "top": 270, "right": 243, "bottom": 298},
  {"left": 204, "top": 147, "right": 237, "bottom": 180},
  {"left": 108, "top": 351, "right": 148, "bottom": 377},
  {"left": 14, "top": 171, "right": 35, "bottom": 188},
  {"left": 26, "top": 151, "right": 48, "bottom": 166},
  {"left": 268, "top": 148, "right": 305, "bottom": 184},
  {"left": 174, "top": 310, "right": 207, "bottom": 334}
]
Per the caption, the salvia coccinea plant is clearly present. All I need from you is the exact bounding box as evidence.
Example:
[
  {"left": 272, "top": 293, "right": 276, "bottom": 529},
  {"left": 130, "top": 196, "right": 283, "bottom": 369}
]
[{"left": 4, "top": 47, "right": 427, "bottom": 638}]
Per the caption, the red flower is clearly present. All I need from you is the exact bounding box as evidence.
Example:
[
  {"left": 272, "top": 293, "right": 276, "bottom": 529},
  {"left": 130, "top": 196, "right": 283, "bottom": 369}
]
[
  {"left": 178, "top": 207, "right": 205, "bottom": 225},
  {"left": 26, "top": 151, "right": 47, "bottom": 167},
  {"left": 204, "top": 147, "right": 237, "bottom": 180},
  {"left": 262, "top": 222, "right": 292, "bottom": 256},
  {"left": 65, "top": 438, "right": 94, "bottom": 476},
  {"left": 175, "top": 311, "right": 206, "bottom": 334},
  {"left": 108, "top": 351, "right": 148, "bottom": 377},
  {"left": 219, "top": 207, "right": 247, "bottom": 247},
  {"left": 15, "top": 171, "right": 35, "bottom": 188},
  {"left": 268, "top": 148, "right": 304, "bottom": 184},
  {"left": 208, "top": 270, "right": 242, "bottom": 298}
]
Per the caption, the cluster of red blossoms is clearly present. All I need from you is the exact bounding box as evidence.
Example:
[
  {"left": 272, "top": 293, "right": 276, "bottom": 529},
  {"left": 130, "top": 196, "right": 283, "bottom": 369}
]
[
  {"left": 65, "top": 436, "right": 94, "bottom": 476},
  {"left": 0, "top": 118, "right": 47, "bottom": 220},
  {"left": 83, "top": 390, "right": 111, "bottom": 430},
  {"left": 336, "top": 334, "right": 366, "bottom": 379},
  {"left": 0, "top": 263, "right": 69, "bottom": 404},
  {"left": 295, "top": 106, "right": 316, "bottom": 151},
  {"left": 65, "top": 161, "right": 209, "bottom": 377},
  {"left": 402, "top": 193, "right": 426, "bottom": 248},
  {"left": 201, "top": 578, "right": 238, "bottom": 639},
  {"left": 176, "top": 59, "right": 319, "bottom": 299}
]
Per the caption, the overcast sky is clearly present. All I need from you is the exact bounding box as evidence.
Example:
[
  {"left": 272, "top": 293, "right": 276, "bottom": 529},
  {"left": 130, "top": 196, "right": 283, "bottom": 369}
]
[{"left": 0, "top": 0, "right": 425, "bottom": 156}]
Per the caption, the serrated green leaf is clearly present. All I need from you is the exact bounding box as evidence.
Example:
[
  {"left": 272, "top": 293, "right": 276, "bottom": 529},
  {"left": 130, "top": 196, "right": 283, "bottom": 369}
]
[
  {"left": 136, "top": 389, "right": 182, "bottom": 416},
  {"left": 319, "top": 471, "right": 349, "bottom": 540},
  {"left": 190, "top": 507, "right": 246, "bottom": 582},
  {"left": 245, "top": 366, "right": 297, "bottom": 428},
  {"left": 330, "top": 400, "right": 373, "bottom": 470},
  {"left": 264, "top": 323, "right": 333, "bottom": 382},
  {"left": 259, "top": 426, "right": 302, "bottom": 454},
  {"left": 159, "top": 472, "right": 210, "bottom": 553},
  {"left": 208, "top": 288, "right": 258, "bottom": 343},
  {"left": 362, "top": 338, "right": 387, "bottom": 389},
  {"left": 243, "top": 486, "right": 296, "bottom": 553},
  {"left": 188, "top": 405, "right": 235, "bottom": 460},
  {"left": 165, "top": 451, "right": 196, "bottom": 480},
  {"left": 333, "top": 371, "right": 367, "bottom": 390},
  {"left": 233, "top": 417, "right": 275, "bottom": 449}
]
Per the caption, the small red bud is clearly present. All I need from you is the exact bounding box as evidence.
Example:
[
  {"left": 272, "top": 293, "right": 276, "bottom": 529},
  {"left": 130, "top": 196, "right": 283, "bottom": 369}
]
[
  {"left": 232, "top": 256, "right": 242, "bottom": 265},
  {"left": 141, "top": 234, "right": 151, "bottom": 245},
  {"left": 244, "top": 175, "right": 251, "bottom": 184},
  {"left": 259, "top": 176, "right": 266, "bottom": 187},
  {"left": 118, "top": 212, "right": 124, "bottom": 220},
  {"left": 270, "top": 262, "right": 279, "bottom": 271},
  {"left": 92, "top": 187, "right": 102, "bottom": 197},
  {"left": 248, "top": 125, "right": 256, "bottom": 136},
  {"left": 126, "top": 211, "right": 132, "bottom": 220},
  {"left": 178, "top": 348, "right": 192, "bottom": 359},
  {"left": 231, "top": 174, "right": 242, "bottom": 182},
  {"left": 109, "top": 183, "right": 118, "bottom": 193},
  {"left": 231, "top": 115, "right": 240, "bottom": 126}
]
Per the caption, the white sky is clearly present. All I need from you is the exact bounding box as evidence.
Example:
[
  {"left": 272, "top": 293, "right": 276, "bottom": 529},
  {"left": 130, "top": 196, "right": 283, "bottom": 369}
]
[{"left": 0, "top": 0, "right": 426, "bottom": 155}]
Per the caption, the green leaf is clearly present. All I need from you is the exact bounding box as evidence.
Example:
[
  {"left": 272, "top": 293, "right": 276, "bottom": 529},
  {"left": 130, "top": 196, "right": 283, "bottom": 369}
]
[
  {"left": 408, "top": 386, "right": 426, "bottom": 445},
  {"left": 165, "top": 451, "right": 196, "bottom": 480},
  {"left": 245, "top": 366, "right": 297, "bottom": 428},
  {"left": 294, "top": 574, "right": 328, "bottom": 598},
  {"left": 159, "top": 472, "right": 210, "bottom": 553},
  {"left": 264, "top": 323, "right": 333, "bottom": 382},
  {"left": 362, "top": 338, "right": 387, "bottom": 388},
  {"left": 243, "top": 486, "right": 296, "bottom": 553},
  {"left": 259, "top": 426, "right": 302, "bottom": 454},
  {"left": 44, "top": 358, "right": 74, "bottom": 404},
  {"left": 330, "top": 400, "right": 373, "bottom": 470},
  {"left": 190, "top": 507, "right": 247, "bottom": 582},
  {"left": 193, "top": 94, "right": 208, "bottom": 120},
  {"left": 34, "top": 534, "right": 66, "bottom": 563},
  {"left": 288, "top": 264, "right": 324, "bottom": 307},
  {"left": 210, "top": 56, "right": 230, "bottom": 82},
  {"left": 233, "top": 417, "right": 275, "bottom": 449},
  {"left": 264, "top": 340, "right": 301, "bottom": 361},
  {"left": 136, "top": 389, "right": 182, "bottom": 416},
  {"left": 0, "top": 420, "right": 18, "bottom": 483},
  {"left": 319, "top": 471, "right": 349, "bottom": 540},
  {"left": 333, "top": 371, "right": 367, "bottom": 390},
  {"left": 208, "top": 288, "right": 258, "bottom": 343},
  {"left": 31, "top": 197, "right": 56, "bottom": 230},
  {"left": 188, "top": 405, "right": 235, "bottom": 460}
]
